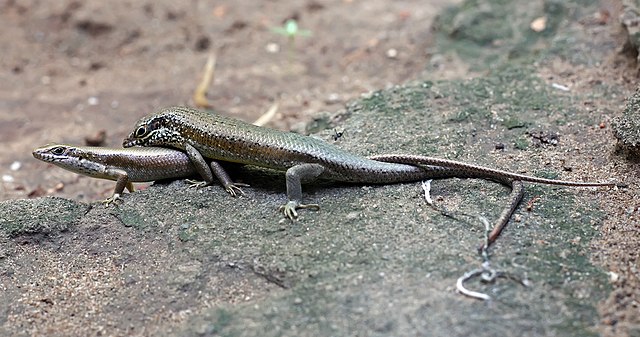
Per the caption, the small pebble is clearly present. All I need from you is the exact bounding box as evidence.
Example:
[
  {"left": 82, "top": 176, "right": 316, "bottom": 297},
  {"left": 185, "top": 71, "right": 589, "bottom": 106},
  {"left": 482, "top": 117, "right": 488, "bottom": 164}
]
[
  {"left": 10, "top": 161, "right": 21, "bottom": 171},
  {"left": 530, "top": 16, "right": 547, "bottom": 32},
  {"left": 265, "top": 43, "right": 280, "bottom": 53},
  {"left": 326, "top": 93, "right": 341, "bottom": 104}
]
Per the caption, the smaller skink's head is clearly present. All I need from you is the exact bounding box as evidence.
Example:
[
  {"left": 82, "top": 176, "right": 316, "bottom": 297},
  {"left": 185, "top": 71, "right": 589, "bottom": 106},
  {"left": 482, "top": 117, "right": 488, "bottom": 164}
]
[
  {"left": 33, "top": 144, "right": 104, "bottom": 177},
  {"left": 122, "top": 107, "right": 184, "bottom": 149},
  {"left": 33, "top": 144, "right": 76, "bottom": 163}
]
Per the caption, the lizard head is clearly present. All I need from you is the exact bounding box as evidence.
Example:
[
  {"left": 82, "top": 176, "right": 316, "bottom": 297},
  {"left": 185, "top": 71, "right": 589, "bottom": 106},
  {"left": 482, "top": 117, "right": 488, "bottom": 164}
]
[
  {"left": 123, "top": 109, "right": 184, "bottom": 148},
  {"left": 33, "top": 144, "right": 81, "bottom": 163},
  {"left": 32, "top": 144, "right": 102, "bottom": 176}
]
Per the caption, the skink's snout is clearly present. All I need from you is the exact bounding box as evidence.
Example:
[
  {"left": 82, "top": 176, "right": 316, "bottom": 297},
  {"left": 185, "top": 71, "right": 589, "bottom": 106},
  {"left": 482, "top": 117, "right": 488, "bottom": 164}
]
[
  {"left": 125, "top": 134, "right": 160, "bottom": 148},
  {"left": 32, "top": 144, "right": 70, "bottom": 163},
  {"left": 32, "top": 144, "right": 56, "bottom": 161},
  {"left": 122, "top": 137, "right": 140, "bottom": 148}
]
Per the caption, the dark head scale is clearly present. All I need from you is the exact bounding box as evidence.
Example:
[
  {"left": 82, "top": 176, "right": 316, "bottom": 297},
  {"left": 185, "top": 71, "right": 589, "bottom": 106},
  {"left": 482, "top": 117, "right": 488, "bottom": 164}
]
[{"left": 123, "top": 109, "right": 184, "bottom": 148}]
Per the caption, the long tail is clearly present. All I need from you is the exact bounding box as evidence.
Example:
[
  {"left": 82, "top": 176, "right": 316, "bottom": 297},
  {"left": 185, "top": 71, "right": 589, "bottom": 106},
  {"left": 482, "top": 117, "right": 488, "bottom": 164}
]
[{"left": 369, "top": 154, "right": 616, "bottom": 187}]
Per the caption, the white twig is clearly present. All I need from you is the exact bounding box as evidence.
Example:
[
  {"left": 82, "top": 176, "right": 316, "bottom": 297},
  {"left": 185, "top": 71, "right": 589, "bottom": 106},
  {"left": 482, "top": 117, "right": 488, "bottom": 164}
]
[
  {"left": 421, "top": 180, "right": 433, "bottom": 205},
  {"left": 253, "top": 102, "right": 279, "bottom": 127},
  {"left": 456, "top": 269, "right": 491, "bottom": 301}
]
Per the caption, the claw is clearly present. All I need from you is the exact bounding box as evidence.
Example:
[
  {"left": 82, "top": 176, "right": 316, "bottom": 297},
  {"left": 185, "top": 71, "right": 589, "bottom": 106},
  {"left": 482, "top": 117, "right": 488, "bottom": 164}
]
[
  {"left": 187, "top": 179, "right": 249, "bottom": 197},
  {"left": 102, "top": 193, "right": 123, "bottom": 207},
  {"left": 225, "top": 184, "right": 246, "bottom": 197},
  {"left": 279, "top": 201, "right": 320, "bottom": 220},
  {"left": 186, "top": 179, "right": 208, "bottom": 189}
]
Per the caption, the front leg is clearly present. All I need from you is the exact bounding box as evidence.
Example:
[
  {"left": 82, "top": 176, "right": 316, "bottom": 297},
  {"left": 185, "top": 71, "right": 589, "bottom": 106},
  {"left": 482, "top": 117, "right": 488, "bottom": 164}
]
[
  {"left": 103, "top": 168, "right": 130, "bottom": 206},
  {"left": 279, "top": 163, "right": 325, "bottom": 219},
  {"left": 184, "top": 143, "right": 247, "bottom": 196}
]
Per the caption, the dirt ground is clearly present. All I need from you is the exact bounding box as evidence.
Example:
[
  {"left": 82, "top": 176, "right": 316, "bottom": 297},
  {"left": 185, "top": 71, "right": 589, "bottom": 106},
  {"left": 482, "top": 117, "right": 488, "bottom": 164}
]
[{"left": 1, "top": 0, "right": 640, "bottom": 336}]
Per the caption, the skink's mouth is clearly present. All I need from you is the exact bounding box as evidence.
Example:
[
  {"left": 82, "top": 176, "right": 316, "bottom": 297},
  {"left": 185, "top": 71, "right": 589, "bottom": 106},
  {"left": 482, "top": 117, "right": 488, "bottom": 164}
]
[{"left": 122, "top": 138, "right": 139, "bottom": 148}]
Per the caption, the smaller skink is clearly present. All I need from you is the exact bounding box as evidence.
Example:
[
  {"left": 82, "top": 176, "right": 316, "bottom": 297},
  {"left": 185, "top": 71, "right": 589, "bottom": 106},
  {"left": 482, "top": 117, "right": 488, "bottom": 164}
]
[{"left": 32, "top": 144, "right": 196, "bottom": 204}]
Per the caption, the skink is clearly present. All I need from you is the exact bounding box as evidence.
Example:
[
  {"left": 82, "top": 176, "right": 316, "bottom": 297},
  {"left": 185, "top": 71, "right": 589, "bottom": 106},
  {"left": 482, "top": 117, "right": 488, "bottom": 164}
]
[{"left": 33, "top": 144, "right": 196, "bottom": 204}]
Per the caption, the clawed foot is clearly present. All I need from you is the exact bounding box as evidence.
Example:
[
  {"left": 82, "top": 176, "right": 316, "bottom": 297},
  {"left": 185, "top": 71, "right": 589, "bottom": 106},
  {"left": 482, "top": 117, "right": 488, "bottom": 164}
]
[
  {"left": 102, "top": 194, "right": 123, "bottom": 207},
  {"left": 186, "top": 179, "right": 208, "bottom": 189},
  {"left": 278, "top": 201, "right": 320, "bottom": 220},
  {"left": 187, "top": 179, "right": 250, "bottom": 197},
  {"left": 224, "top": 182, "right": 250, "bottom": 197}
]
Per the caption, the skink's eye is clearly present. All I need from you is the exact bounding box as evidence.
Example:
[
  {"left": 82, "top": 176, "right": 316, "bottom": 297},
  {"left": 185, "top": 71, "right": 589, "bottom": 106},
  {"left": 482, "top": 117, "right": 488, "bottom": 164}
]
[
  {"left": 134, "top": 126, "right": 147, "bottom": 138},
  {"left": 51, "top": 146, "right": 66, "bottom": 155}
]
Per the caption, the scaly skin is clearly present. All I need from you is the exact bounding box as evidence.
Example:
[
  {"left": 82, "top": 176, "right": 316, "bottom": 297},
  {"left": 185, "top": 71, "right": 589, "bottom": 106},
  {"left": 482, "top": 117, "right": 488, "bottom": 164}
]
[
  {"left": 33, "top": 144, "right": 197, "bottom": 204},
  {"left": 122, "top": 106, "right": 615, "bottom": 234}
]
